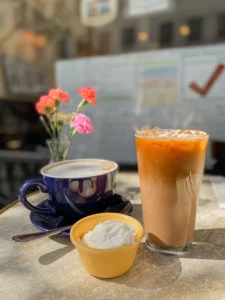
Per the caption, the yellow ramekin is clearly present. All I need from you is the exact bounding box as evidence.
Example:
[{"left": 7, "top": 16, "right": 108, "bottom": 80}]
[{"left": 70, "top": 213, "right": 144, "bottom": 279}]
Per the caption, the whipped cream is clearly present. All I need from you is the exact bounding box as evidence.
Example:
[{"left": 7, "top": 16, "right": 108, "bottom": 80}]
[{"left": 82, "top": 221, "right": 135, "bottom": 249}]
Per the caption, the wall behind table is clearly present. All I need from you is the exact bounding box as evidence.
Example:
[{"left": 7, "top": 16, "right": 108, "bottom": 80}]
[{"left": 56, "top": 44, "right": 225, "bottom": 169}]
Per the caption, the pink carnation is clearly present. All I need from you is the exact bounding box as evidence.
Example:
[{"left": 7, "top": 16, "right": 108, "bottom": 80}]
[{"left": 70, "top": 113, "right": 94, "bottom": 134}]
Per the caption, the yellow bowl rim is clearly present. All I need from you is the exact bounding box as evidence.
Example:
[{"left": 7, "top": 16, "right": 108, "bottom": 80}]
[{"left": 70, "top": 212, "right": 144, "bottom": 253}]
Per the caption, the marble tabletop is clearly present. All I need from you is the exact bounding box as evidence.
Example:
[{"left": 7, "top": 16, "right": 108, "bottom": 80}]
[{"left": 1, "top": 172, "right": 225, "bottom": 300}]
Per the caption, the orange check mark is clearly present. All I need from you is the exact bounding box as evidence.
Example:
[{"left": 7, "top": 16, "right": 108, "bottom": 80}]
[{"left": 189, "top": 64, "right": 225, "bottom": 97}]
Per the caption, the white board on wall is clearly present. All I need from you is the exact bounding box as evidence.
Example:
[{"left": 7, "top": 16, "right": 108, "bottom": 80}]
[
  {"left": 56, "top": 44, "right": 225, "bottom": 168},
  {"left": 126, "top": 0, "right": 174, "bottom": 17}
]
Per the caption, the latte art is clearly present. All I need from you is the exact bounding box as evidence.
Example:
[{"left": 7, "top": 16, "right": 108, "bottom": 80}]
[{"left": 42, "top": 159, "right": 117, "bottom": 178}]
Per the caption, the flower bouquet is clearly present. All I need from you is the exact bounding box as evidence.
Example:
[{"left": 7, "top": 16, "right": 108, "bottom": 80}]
[{"left": 35, "top": 87, "right": 96, "bottom": 162}]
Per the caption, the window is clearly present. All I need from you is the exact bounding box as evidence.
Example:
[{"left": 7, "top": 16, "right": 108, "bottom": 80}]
[
  {"left": 159, "top": 22, "right": 173, "bottom": 47},
  {"left": 76, "top": 39, "right": 93, "bottom": 57},
  {"left": 122, "top": 28, "right": 135, "bottom": 51},
  {"left": 218, "top": 14, "right": 225, "bottom": 38},
  {"left": 98, "top": 32, "right": 110, "bottom": 55},
  {"left": 188, "top": 18, "right": 203, "bottom": 43},
  {"left": 59, "top": 34, "right": 72, "bottom": 59}
]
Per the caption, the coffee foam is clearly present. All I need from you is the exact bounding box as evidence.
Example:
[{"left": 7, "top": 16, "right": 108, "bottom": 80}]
[
  {"left": 136, "top": 128, "right": 207, "bottom": 138},
  {"left": 42, "top": 159, "right": 117, "bottom": 178}
]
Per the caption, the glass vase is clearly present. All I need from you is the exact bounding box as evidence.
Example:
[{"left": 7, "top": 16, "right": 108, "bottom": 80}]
[{"left": 46, "top": 138, "right": 71, "bottom": 163}]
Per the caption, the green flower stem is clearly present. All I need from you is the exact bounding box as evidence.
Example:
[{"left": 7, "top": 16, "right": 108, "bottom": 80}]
[
  {"left": 55, "top": 101, "right": 61, "bottom": 156},
  {"left": 71, "top": 128, "right": 78, "bottom": 136},
  {"left": 77, "top": 99, "right": 88, "bottom": 112},
  {"left": 46, "top": 111, "right": 56, "bottom": 139},
  {"left": 54, "top": 100, "right": 60, "bottom": 137},
  {"left": 56, "top": 121, "right": 63, "bottom": 135},
  {"left": 40, "top": 116, "right": 54, "bottom": 139}
]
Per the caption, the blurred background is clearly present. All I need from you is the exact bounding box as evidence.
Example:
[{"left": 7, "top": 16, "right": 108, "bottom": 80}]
[{"left": 0, "top": 0, "right": 225, "bottom": 208}]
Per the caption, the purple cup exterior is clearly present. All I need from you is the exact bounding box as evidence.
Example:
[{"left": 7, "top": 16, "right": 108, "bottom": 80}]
[{"left": 19, "top": 161, "right": 118, "bottom": 218}]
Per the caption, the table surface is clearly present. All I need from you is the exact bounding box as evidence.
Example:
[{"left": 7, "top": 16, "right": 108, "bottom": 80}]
[{"left": 1, "top": 172, "right": 225, "bottom": 300}]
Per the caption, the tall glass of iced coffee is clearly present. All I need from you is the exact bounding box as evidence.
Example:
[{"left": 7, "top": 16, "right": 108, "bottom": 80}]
[{"left": 135, "top": 128, "right": 209, "bottom": 255}]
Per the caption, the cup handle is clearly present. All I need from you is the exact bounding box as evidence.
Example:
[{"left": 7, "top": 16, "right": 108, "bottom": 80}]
[{"left": 19, "top": 179, "right": 56, "bottom": 214}]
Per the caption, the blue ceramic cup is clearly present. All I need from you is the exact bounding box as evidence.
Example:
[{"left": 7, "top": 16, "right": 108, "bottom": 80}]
[{"left": 19, "top": 159, "right": 118, "bottom": 219}]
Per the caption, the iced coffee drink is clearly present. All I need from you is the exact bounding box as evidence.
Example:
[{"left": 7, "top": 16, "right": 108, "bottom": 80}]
[{"left": 135, "top": 128, "right": 208, "bottom": 255}]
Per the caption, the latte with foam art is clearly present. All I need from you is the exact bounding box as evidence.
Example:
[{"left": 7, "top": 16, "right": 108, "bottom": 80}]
[{"left": 42, "top": 159, "right": 117, "bottom": 178}]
